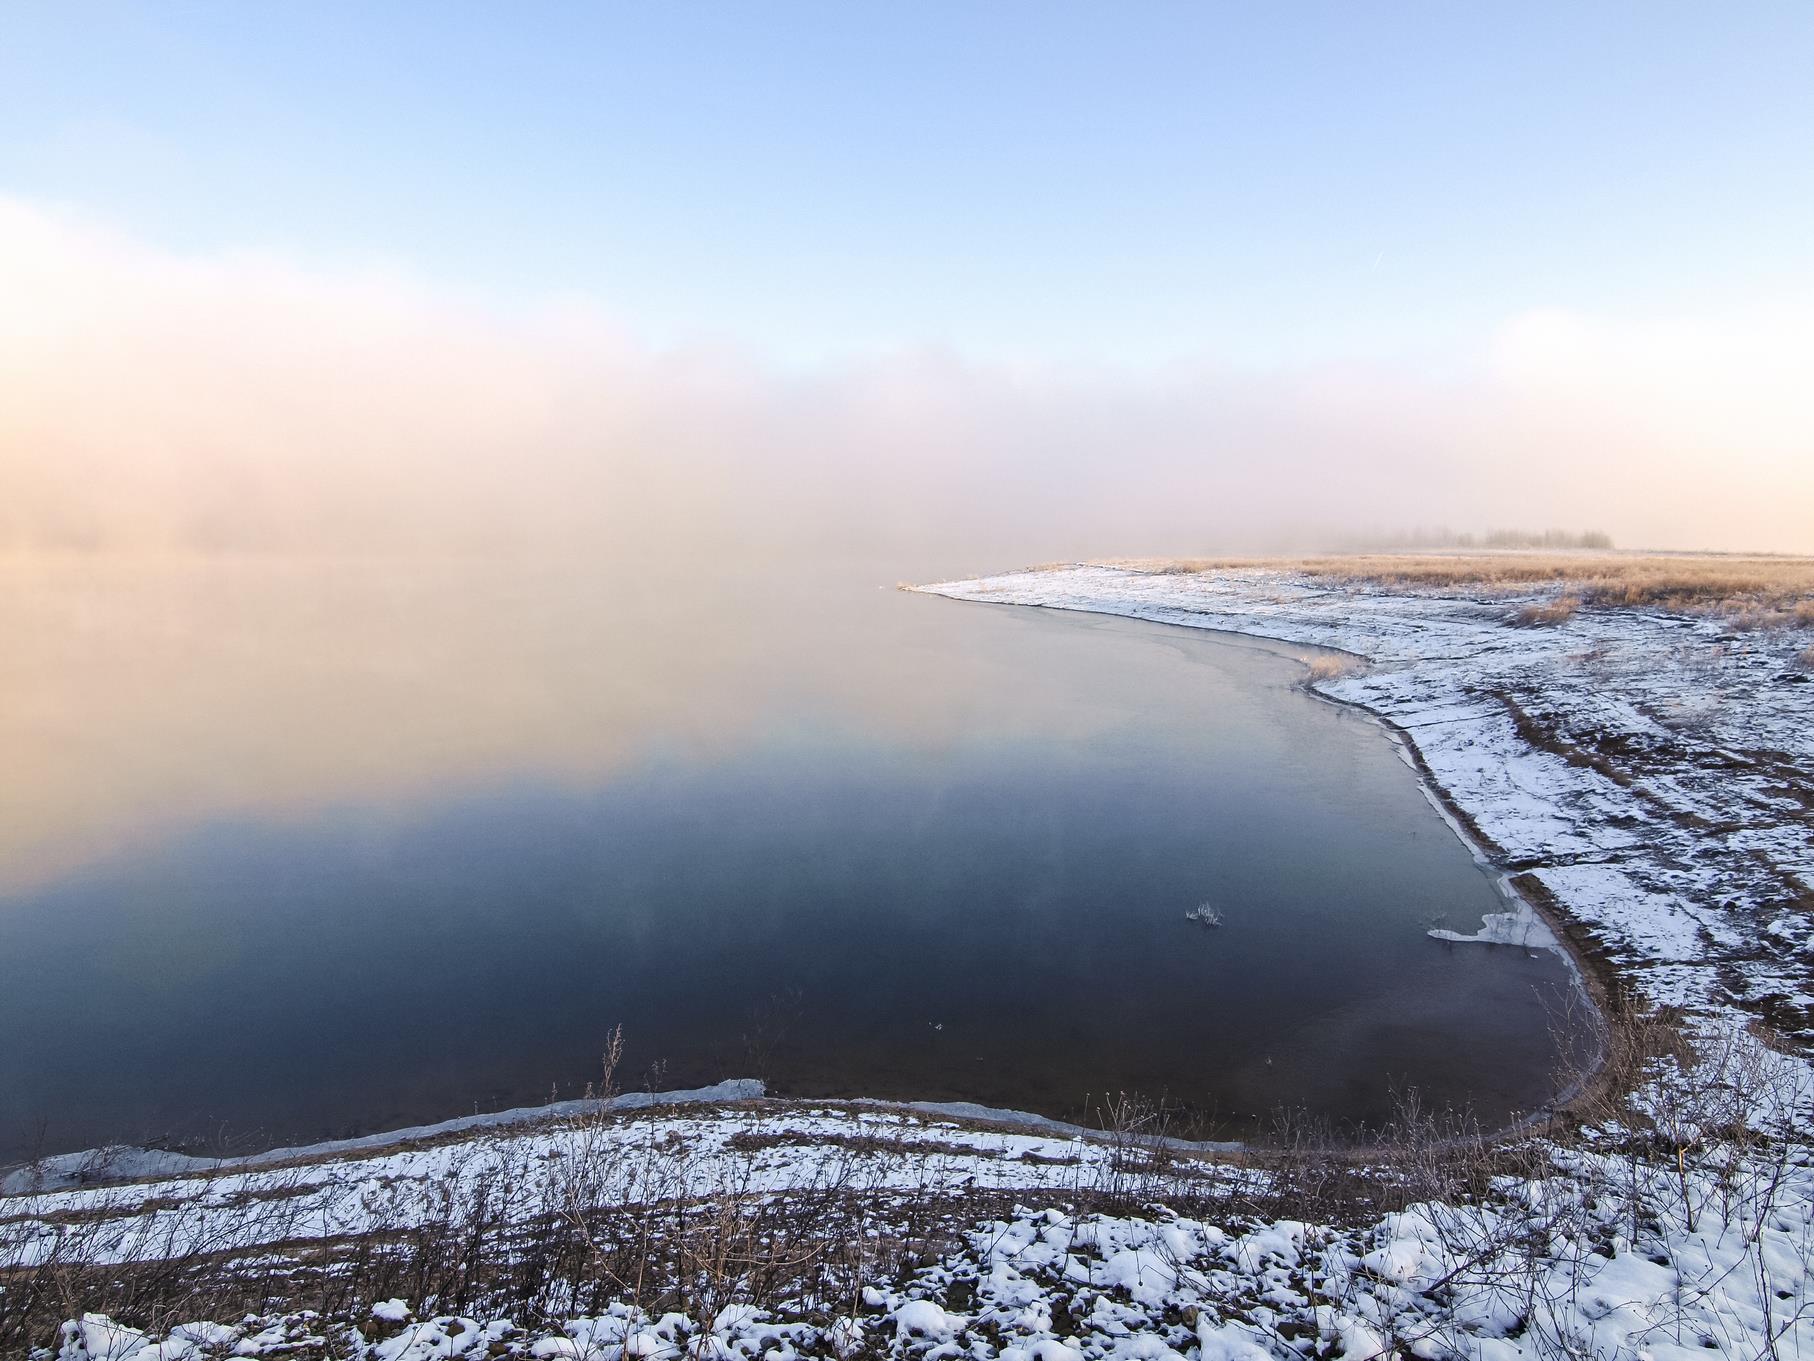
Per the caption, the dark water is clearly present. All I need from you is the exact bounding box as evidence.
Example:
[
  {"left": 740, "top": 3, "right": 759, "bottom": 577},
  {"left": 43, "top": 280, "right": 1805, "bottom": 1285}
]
[{"left": 0, "top": 556, "right": 1586, "bottom": 1160}]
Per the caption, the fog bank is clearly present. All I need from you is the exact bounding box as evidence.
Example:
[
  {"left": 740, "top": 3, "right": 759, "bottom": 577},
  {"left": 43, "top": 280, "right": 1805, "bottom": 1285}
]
[{"left": 4, "top": 195, "right": 1810, "bottom": 563}]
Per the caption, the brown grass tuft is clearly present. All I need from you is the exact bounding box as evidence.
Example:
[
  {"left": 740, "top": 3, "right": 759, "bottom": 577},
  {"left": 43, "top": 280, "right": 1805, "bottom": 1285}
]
[
  {"left": 1306, "top": 654, "right": 1361, "bottom": 681},
  {"left": 1511, "top": 596, "right": 1581, "bottom": 627}
]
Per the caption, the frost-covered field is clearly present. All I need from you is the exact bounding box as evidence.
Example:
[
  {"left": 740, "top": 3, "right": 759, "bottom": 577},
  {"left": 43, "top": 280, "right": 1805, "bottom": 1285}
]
[
  {"left": 15, "top": 562, "right": 1814, "bottom": 1360},
  {"left": 920, "top": 564, "right": 1814, "bottom": 1046}
]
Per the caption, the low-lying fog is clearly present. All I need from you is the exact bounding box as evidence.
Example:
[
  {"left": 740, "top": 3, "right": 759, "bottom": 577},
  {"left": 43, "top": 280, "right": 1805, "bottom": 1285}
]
[{"left": 4, "top": 194, "right": 1812, "bottom": 565}]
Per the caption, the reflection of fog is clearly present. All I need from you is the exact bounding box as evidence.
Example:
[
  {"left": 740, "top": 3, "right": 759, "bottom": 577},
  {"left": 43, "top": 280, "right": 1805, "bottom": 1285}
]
[{"left": 0, "top": 554, "right": 1147, "bottom": 891}]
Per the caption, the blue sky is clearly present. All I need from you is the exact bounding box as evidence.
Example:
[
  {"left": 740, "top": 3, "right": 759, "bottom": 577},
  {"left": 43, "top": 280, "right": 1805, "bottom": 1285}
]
[{"left": 5, "top": 2, "right": 1811, "bottom": 368}]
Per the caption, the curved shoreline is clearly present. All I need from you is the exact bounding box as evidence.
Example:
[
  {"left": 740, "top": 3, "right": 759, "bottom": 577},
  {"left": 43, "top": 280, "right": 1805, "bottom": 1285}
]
[
  {"left": 925, "top": 590, "right": 1614, "bottom": 1129},
  {"left": 5, "top": 587, "right": 1606, "bottom": 1192},
  {"left": 24, "top": 561, "right": 1805, "bottom": 1189},
  {"left": 914, "top": 563, "right": 1814, "bottom": 1109},
  {"left": 1, "top": 1084, "right": 1248, "bottom": 1197}
]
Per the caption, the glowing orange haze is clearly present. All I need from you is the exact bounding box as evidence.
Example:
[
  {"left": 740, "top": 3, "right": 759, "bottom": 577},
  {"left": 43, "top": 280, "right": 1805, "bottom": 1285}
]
[
  {"left": 2, "top": 193, "right": 1811, "bottom": 891},
  {"left": 3, "top": 193, "right": 1811, "bottom": 560}
]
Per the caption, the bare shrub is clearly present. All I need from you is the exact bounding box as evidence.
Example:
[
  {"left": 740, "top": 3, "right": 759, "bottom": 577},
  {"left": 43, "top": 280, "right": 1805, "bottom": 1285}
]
[
  {"left": 1081, "top": 1093, "right": 1196, "bottom": 1212},
  {"left": 1253, "top": 1107, "right": 1387, "bottom": 1227}
]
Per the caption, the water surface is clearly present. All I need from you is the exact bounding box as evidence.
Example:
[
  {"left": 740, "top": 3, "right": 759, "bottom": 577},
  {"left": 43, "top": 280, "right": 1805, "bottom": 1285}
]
[{"left": 0, "top": 556, "right": 1584, "bottom": 1160}]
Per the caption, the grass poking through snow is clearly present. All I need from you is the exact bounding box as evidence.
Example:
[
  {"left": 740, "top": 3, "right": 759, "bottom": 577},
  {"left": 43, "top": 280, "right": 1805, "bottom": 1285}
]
[{"left": 1128, "top": 552, "right": 1814, "bottom": 629}]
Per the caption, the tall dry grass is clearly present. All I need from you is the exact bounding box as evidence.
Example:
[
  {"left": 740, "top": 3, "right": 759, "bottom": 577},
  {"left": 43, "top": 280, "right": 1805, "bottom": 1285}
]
[{"left": 1133, "top": 552, "right": 1814, "bottom": 627}]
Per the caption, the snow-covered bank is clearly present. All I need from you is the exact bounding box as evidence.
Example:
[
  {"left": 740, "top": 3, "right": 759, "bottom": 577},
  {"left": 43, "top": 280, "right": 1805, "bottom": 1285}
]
[
  {"left": 40, "top": 1092, "right": 1814, "bottom": 1361},
  {"left": 917, "top": 564, "right": 1814, "bottom": 1049},
  {"left": 0, "top": 1082, "right": 766, "bottom": 1197},
  {"left": 25, "top": 1017, "right": 1814, "bottom": 1361},
  {"left": 1, "top": 1091, "right": 1243, "bottom": 1203},
  {"left": 0, "top": 1103, "right": 1247, "bottom": 1272}
]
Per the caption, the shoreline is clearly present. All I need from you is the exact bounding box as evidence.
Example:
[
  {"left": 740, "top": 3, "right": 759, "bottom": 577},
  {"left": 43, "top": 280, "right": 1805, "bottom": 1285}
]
[
  {"left": 915, "top": 564, "right": 1814, "bottom": 1063},
  {"left": 0, "top": 1087, "right": 1246, "bottom": 1199},
  {"left": 10, "top": 561, "right": 1807, "bottom": 1190},
  {"left": 5, "top": 574, "right": 1655, "bottom": 1188},
  {"left": 923, "top": 589, "right": 1616, "bottom": 1128}
]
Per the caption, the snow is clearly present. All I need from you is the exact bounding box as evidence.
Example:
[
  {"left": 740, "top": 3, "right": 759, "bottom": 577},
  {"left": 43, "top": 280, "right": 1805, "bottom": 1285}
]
[
  {"left": 55, "top": 1139, "right": 1812, "bottom": 1360},
  {"left": 5, "top": 1085, "right": 1242, "bottom": 1204},
  {"left": 1, "top": 1079, "right": 766, "bottom": 1196},
  {"left": 1195, "top": 1319, "right": 1273, "bottom": 1361},
  {"left": 0, "top": 1104, "right": 1263, "bottom": 1272},
  {"left": 61, "top": 1315, "right": 147, "bottom": 1361},
  {"left": 892, "top": 1299, "right": 956, "bottom": 1338},
  {"left": 1426, "top": 902, "right": 1556, "bottom": 949}
]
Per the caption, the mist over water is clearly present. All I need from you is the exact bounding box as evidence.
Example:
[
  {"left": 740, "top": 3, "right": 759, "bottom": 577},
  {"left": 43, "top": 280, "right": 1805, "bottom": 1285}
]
[
  {"left": 4, "top": 196, "right": 1814, "bottom": 563},
  {"left": 0, "top": 550, "right": 971, "bottom": 892}
]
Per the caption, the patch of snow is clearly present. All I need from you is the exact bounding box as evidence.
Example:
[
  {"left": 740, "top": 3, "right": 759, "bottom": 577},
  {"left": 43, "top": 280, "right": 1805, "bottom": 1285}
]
[
  {"left": 1428, "top": 901, "right": 1557, "bottom": 949},
  {"left": 892, "top": 1299, "right": 956, "bottom": 1338}
]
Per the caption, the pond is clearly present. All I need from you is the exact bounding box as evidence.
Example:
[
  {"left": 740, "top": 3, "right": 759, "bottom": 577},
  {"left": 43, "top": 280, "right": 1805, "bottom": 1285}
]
[{"left": 0, "top": 555, "right": 1587, "bottom": 1160}]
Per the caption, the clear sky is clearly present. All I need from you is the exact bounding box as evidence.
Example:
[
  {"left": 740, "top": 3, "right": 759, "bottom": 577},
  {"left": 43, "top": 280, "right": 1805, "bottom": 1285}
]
[{"left": 5, "top": 2, "right": 1811, "bottom": 368}]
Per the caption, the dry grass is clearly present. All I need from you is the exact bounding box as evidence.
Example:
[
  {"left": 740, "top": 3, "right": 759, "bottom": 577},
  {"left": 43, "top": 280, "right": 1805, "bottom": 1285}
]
[
  {"left": 1138, "top": 557, "right": 1262, "bottom": 576},
  {"left": 1511, "top": 596, "right": 1581, "bottom": 627},
  {"left": 12, "top": 1010, "right": 1810, "bottom": 1356},
  {"left": 1132, "top": 552, "right": 1814, "bottom": 627},
  {"left": 1306, "top": 654, "right": 1361, "bottom": 681}
]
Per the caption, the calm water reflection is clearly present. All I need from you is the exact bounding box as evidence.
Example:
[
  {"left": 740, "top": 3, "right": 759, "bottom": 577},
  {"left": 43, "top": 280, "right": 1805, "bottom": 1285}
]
[{"left": 0, "top": 556, "right": 1585, "bottom": 1159}]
